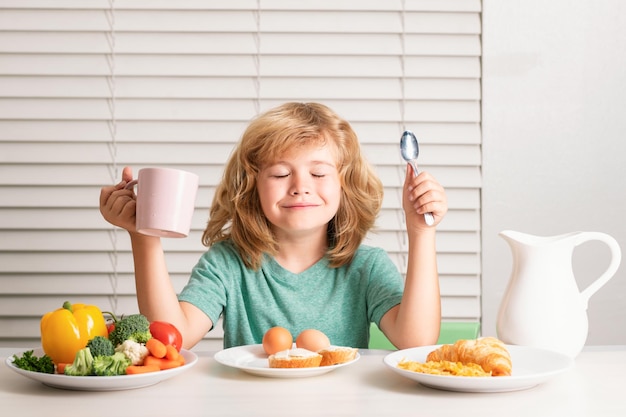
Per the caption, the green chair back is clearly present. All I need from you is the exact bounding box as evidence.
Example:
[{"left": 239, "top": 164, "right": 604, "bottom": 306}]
[{"left": 368, "top": 321, "right": 480, "bottom": 350}]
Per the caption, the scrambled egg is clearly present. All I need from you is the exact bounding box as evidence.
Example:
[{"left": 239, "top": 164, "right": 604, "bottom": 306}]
[{"left": 397, "top": 359, "right": 491, "bottom": 377}]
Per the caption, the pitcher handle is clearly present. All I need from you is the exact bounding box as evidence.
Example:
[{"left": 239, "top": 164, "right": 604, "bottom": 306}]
[{"left": 576, "top": 232, "right": 622, "bottom": 305}]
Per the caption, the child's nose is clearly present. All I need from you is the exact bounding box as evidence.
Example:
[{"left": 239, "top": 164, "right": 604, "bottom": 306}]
[{"left": 290, "top": 174, "right": 311, "bottom": 195}]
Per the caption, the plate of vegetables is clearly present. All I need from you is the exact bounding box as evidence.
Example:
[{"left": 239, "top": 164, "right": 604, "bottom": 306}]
[
  {"left": 5, "top": 308, "right": 197, "bottom": 391},
  {"left": 6, "top": 347, "right": 197, "bottom": 391}
]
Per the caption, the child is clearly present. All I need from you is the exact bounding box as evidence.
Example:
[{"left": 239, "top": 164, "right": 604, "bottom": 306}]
[{"left": 99, "top": 102, "right": 448, "bottom": 350}]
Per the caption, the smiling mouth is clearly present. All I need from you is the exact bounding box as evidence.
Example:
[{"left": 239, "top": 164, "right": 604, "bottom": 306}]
[{"left": 283, "top": 203, "right": 318, "bottom": 209}]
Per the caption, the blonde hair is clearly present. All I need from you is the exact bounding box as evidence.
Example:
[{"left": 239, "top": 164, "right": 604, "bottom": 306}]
[{"left": 202, "top": 102, "right": 383, "bottom": 269}]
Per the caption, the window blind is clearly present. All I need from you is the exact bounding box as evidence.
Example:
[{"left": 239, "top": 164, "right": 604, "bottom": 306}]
[{"left": 0, "top": 0, "right": 482, "bottom": 345}]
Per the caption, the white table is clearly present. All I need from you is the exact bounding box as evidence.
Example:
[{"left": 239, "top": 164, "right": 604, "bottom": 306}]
[{"left": 2, "top": 346, "right": 625, "bottom": 417}]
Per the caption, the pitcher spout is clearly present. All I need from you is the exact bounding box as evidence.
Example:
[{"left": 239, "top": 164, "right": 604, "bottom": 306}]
[
  {"left": 499, "top": 229, "right": 529, "bottom": 241},
  {"left": 499, "top": 230, "right": 581, "bottom": 248},
  {"left": 498, "top": 230, "right": 541, "bottom": 247}
]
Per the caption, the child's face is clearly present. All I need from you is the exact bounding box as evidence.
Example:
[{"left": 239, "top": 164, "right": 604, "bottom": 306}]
[{"left": 256, "top": 142, "right": 341, "bottom": 239}]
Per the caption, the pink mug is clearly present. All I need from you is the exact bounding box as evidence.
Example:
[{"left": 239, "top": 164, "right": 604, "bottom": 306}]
[{"left": 126, "top": 168, "right": 199, "bottom": 238}]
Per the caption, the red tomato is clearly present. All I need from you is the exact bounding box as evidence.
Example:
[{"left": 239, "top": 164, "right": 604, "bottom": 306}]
[{"left": 149, "top": 321, "right": 183, "bottom": 352}]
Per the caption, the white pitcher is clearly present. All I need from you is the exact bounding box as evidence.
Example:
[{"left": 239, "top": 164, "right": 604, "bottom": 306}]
[{"left": 496, "top": 230, "right": 622, "bottom": 357}]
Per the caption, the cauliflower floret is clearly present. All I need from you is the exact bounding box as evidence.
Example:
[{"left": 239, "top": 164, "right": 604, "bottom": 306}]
[{"left": 114, "top": 340, "right": 149, "bottom": 365}]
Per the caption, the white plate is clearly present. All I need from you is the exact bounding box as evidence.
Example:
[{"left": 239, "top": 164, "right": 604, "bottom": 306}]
[
  {"left": 383, "top": 344, "right": 574, "bottom": 393},
  {"left": 5, "top": 347, "right": 198, "bottom": 391},
  {"left": 214, "top": 344, "right": 360, "bottom": 378}
]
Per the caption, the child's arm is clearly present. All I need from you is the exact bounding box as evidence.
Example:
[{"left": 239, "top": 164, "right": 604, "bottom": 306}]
[
  {"left": 129, "top": 233, "right": 213, "bottom": 349},
  {"left": 100, "top": 167, "right": 213, "bottom": 349},
  {"left": 379, "top": 164, "right": 448, "bottom": 349}
]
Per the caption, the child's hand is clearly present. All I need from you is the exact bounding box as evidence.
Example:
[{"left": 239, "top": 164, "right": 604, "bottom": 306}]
[
  {"left": 99, "top": 166, "right": 138, "bottom": 232},
  {"left": 402, "top": 164, "right": 448, "bottom": 230}
]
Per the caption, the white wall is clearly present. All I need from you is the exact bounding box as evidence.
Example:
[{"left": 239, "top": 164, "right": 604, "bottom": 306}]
[{"left": 482, "top": 0, "right": 626, "bottom": 345}]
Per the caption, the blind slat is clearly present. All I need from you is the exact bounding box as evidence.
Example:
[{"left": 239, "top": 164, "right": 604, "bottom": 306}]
[
  {"left": 2, "top": 142, "right": 480, "bottom": 165},
  {"left": 0, "top": 120, "right": 481, "bottom": 144},
  {"left": 0, "top": 55, "right": 480, "bottom": 78},
  {"left": 0, "top": 76, "right": 481, "bottom": 101},
  {"left": 0, "top": 0, "right": 482, "bottom": 12}
]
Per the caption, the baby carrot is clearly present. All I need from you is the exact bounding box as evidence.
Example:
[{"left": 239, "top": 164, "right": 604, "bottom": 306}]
[
  {"left": 165, "top": 344, "right": 180, "bottom": 361},
  {"left": 159, "top": 358, "right": 183, "bottom": 370},
  {"left": 146, "top": 337, "right": 167, "bottom": 358},
  {"left": 144, "top": 355, "right": 183, "bottom": 370},
  {"left": 167, "top": 345, "right": 186, "bottom": 366},
  {"left": 126, "top": 364, "right": 160, "bottom": 374},
  {"left": 144, "top": 355, "right": 164, "bottom": 369},
  {"left": 56, "top": 363, "right": 68, "bottom": 374}
]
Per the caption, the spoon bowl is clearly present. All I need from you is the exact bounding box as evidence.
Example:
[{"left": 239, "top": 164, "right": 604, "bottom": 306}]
[
  {"left": 400, "top": 131, "right": 420, "bottom": 174},
  {"left": 400, "top": 130, "right": 435, "bottom": 226}
]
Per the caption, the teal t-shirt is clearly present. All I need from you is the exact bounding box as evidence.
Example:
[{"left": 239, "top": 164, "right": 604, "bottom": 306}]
[{"left": 178, "top": 240, "right": 404, "bottom": 349}]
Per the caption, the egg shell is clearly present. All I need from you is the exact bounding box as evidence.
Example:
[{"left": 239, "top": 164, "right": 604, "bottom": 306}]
[
  {"left": 295, "top": 329, "right": 331, "bottom": 352},
  {"left": 262, "top": 326, "right": 293, "bottom": 355}
]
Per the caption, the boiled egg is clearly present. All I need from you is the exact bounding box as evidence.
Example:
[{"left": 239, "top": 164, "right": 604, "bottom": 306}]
[
  {"left": 295, "top": 329, "right": 331, "bottom": 352},
  {"left": 262, "top": 326, "right": 293, "bottom": 355}
]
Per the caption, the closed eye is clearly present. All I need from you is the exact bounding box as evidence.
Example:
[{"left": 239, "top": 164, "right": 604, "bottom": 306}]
[{"left": 270, "top": 173, "right": 326, "bottom": 178}]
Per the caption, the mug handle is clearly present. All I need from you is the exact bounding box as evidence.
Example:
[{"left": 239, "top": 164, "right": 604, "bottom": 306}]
[
  {"left": 125, "top": 179, "right": 138, "bottom": 190},
  {"left": 576, "top": 232, "right": 622, "bottom": 305}
]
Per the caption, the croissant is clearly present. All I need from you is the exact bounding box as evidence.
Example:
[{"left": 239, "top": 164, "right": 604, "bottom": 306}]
[{"left": 426, "top": 337, "right": 512, "bottom": 376}]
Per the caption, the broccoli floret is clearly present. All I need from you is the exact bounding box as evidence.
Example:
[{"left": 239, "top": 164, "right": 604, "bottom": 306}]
[
  {"left": 92, "top": 352, "right": 131, "bottom": 376},
  {"left": 108, "top": 314, "right": 152, "bottom": 346},
  {"left": 12, "top": 350, "right": 55, "bottom": 374},
  {"left": 64, "top": 347, "right": 94, "bottom": 376},
  {"left": 86, "top": 336, "right": 115, "bottom": 357}
]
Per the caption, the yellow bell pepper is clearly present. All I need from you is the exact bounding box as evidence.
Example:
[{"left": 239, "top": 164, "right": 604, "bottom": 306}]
[{"left": 40, "top": 301, "right": 108, "bottom": 364}]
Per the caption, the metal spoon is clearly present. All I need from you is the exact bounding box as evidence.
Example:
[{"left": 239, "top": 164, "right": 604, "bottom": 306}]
[{"left": 400, "top": 130, "right": 435, "bottom": 226}]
